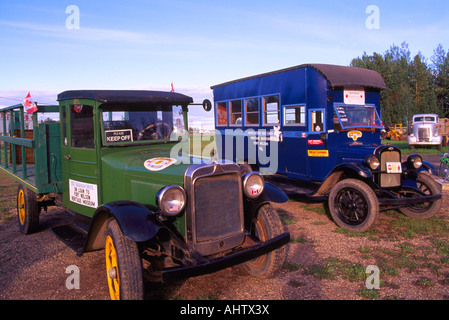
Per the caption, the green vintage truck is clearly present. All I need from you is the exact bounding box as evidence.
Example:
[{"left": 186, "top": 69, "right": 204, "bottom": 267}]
[{"left": 0, "top": 90, "right": 290, "bottom": 300}]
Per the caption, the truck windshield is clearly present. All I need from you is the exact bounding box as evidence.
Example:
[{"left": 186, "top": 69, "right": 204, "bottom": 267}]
[
  {"left": 101, "top": 105, "right": 185, "bottom": 145},
  {"left": 414, "top": 116, "right": 436, "bottom": 122},
  {"left": 334, "top": 104, "right": 383, "bottom": 130}
]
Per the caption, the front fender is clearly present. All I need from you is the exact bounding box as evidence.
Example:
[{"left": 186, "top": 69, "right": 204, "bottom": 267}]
[
  {"left": 85, "top": 201, "right": 162, "bottom": 252},
  {"left": 243, "top": 182, "right": 288, "bottom": 230},
  {"left": 421, "top": 160, "right": 435, "bottom": 174},
  {"left": 313, "top": 163, "right": 374, "bottom": 197}
]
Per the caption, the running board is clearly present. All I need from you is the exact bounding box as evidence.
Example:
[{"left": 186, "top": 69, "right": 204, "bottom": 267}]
[{"left": 50, "top": 223, "right": 87, "bottom": 256}]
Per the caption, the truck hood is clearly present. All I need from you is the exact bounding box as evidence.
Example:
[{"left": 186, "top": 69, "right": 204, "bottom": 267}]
[
  {"left": 102, "top": 145, "right": 203, "bottom": 186},
  {"left": 101, "top": 144, "right": 214, "bottom": 207}
]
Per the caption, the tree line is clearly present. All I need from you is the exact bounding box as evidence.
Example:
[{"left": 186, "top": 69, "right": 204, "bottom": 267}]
[{"left": 350, "top": 42, "right": 449, "bottom": 125}]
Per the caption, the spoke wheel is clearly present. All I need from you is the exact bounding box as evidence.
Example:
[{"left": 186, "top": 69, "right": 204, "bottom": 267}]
[{"left": 329, "top": 179, "right": 379, "bottom": 232}]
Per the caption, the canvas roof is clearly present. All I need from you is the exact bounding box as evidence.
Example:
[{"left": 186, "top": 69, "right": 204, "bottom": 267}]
[
  {"left": 57, "top": 90, "right": 194, "bottom": 105},
  {"left": 211, "top": 63, "right": 387, "bottom": 90}
]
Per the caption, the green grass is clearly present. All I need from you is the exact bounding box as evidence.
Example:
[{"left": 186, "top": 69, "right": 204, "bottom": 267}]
[{"left": 382, "top": 140, "right": 448, "bottom": 156}]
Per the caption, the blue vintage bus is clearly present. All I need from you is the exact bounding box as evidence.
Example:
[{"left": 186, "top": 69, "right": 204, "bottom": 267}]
[{"left": 211, "top": 64, "right": 442, "bottom": 232}]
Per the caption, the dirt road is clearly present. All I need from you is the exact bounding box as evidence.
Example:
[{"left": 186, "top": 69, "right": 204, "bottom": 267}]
[{"left": 1, "top": 186, "right": 449, "bottom": 300}]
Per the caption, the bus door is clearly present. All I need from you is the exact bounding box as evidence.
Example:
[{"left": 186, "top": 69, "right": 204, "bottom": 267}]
[{"left": 307, "top": 109, "right": 329, "bottom": 181}]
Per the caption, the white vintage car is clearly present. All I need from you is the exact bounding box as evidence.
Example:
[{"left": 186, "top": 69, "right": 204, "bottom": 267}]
[{"left": 408, "top": 114, "right": 443, "bottom": 150}]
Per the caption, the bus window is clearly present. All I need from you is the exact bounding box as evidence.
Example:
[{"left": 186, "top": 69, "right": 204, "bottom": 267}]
[
  {"left": 230, "top": 100, "right": 242, "bottom": 126},
  {"left": 284, "top": 105, "right": 306, "bottom": 126},
  {"left": 217, "top": 102, "right": 227, "bottom": 126},
  {"left": 245, "top": 97, "right": 259, "bottom": 126},
  {"left": 311, "top": 110, "right": 324, "bottom": 132},
  {"left": 263, "top": 95, "right": 279, "bottom": 125}
]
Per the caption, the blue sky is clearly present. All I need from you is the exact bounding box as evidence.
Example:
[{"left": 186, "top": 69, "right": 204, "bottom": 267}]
[{"left": 0, "top": 0, "right": 448, "bottom": 126}]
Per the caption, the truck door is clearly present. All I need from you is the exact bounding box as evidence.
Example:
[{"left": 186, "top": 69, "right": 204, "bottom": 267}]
[{"left": 61, "top": 103, "right": 99, "bottom": 217}]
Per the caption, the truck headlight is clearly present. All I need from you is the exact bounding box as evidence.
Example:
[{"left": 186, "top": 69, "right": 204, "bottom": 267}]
[
  {"left": 408, "top": 155, "right": 423, "bottom": 170},
  {"left": 157, "top": 185, "right": 186, "bottom": 216},
  {"left": 242, "top": 172, "right": 264, "bottom": 199},
  {"left": 364, "top": 155, "right": 380, "bottom": 170}
]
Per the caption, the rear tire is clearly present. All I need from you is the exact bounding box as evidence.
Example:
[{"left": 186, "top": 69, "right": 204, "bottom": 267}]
[{"left": 17, "top": 184, "right": 40, "bottom": 234}]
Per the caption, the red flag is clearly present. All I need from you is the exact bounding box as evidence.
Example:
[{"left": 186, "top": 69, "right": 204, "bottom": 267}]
[
  {"left": 22, "top": 92, "right": 38, "bottom": 113},
  {"left": 170, "top": 82, "right": 174, "bottom": 92}
]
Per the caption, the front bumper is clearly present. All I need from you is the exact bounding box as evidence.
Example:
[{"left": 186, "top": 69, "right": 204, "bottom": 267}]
[
  {"left": 161, "top": 232, "right": 290, "bottom": 282},
  {"left": 408, "top": 142, "right": 442, "bottom": 146},
  {"left": 379, "top": 193, "right": 442, "bottom": 209}
]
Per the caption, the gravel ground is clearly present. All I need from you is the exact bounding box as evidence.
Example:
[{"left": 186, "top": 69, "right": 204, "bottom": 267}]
[{"left": 1, "top": 184, "right": 449, "bottom": 301}]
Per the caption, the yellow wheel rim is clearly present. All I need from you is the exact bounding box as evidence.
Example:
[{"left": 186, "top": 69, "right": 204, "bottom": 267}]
[
  {"left": 18, "top": 189, "right": 25, "bottom": 226},
  {"left": 105, "top": 235, "right": 120, "bottom": 300}
]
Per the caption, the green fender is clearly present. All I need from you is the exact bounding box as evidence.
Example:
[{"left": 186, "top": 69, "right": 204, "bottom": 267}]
[{"left": 85, "top": 201, "right": 162, "bottom": 252}]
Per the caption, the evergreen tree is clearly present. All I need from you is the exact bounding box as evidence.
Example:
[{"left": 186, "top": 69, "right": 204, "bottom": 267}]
[{"left": 351, "top": 42, "right": 448, "bottom": 124}]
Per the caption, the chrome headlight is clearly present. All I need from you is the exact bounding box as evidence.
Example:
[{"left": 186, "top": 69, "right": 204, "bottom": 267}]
[
  {"left": 242, "top": 172, "right": 264, "bottom": 199},
  {"left": 156, "top": 185, "right": 187, "bottom": 216},
  {"left": 364, "top": 155, "right": 380, "bottom": 170},
  {"left": 408, "top": 155, "right": 423, "bottom": 170}
]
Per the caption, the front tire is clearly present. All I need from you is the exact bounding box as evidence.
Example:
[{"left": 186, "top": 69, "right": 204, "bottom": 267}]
[
  {"left": 239, "top": 204, "right": 286, "bottom": 278},
  {"left": 105, "top": 218, "right": 144, "bottom": 300},
  {"left": 329, "top": 179, "right": 379, "bottom": 232}
]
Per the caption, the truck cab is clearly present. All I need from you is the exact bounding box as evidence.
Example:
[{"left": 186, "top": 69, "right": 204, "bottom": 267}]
[
  {"left": 0, "top": 90, "right": 290, "bottom": 300},
  {"left": 211, "top": 64, "right": 442, "bottom": 232},
  {"left": 408, "top": 113, "right": 443, "bottom": 150}
]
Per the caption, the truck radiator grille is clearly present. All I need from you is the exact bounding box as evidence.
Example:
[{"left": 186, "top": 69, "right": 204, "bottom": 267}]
[
  {"left": 194, "top": 174, "right": 242, "bottom": 242},
  {"left": 184, "top": 163, "right": 245, "bottom": 256},
  {"left": 380, "top": 150, "right": 401, "bottom": 188},
  {"left": 418, "top": 128, "right": 430, "bottom": 142}
]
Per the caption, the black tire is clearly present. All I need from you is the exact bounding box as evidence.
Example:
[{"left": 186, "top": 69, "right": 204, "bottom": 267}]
[
  {"left": 399, "top": 172, "right": 442, "bottom": 219},
  {"left": 239, "top": 204, "right": 286, "bottom": 278},
  {"left": 105, "top": 218, "right": 144, "bottom": 300},
  {"left": 17, "top": 184, "right": 40, "bottom": 234},
  {"left": 329, "top": 179, "right": 379, "bottom": 232}
]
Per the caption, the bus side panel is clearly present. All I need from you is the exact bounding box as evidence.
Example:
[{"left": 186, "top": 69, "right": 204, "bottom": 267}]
[{"left": 304, "top": 68, "right": 332, "bottom": 181}]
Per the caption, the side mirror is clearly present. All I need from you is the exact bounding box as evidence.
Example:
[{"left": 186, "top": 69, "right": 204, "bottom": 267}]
[{"left": 202, "top": 99, "right": 212, "bottom": 112}]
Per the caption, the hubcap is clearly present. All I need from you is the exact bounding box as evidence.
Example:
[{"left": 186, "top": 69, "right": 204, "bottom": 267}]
[{"left": 105, "top": 235, "right": 120, "bottom": 300}]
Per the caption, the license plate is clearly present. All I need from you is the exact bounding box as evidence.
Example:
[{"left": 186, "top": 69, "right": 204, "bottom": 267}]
[{"left": 386, "top": 162, "right": 402, "bottom": 173}]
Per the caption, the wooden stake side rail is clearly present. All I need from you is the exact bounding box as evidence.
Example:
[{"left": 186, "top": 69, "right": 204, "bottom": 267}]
[{"left": 0, "top": 104, "right": 61, "bottom": 194}]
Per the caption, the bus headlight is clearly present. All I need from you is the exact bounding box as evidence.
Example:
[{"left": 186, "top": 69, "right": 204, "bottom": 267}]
[
  {"left": 243, "top": 172, "right": 264, "bottom": 199},
  {"left": 157, "top": 185, "right": 187, "bottom": 216},
  {"left": 364, "top": 155, "right": 380, "bottom": 170},
  {"left": 408, "top": 155, "right": 423, "bottom": 170}
]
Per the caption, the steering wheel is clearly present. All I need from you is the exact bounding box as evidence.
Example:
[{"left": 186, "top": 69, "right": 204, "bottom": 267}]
[{"left": 138, "top": 122, "right": 172, "bottom": 141}]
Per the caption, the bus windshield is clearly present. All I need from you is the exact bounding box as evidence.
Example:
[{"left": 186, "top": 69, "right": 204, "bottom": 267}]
[
  {"left": 101, "top": 105, "right": 185, "bottom": 145},
  {"left": 334, "top": 104, "right": 383, "bottom": 130}
]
